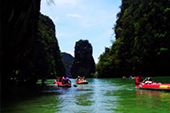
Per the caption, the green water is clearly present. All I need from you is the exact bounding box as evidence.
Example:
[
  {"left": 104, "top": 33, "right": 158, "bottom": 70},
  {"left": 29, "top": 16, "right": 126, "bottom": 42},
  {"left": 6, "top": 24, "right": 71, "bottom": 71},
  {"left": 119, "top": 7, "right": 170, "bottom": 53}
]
[{"left": 2, "top": 77, "right": 170, "bottom": 113}]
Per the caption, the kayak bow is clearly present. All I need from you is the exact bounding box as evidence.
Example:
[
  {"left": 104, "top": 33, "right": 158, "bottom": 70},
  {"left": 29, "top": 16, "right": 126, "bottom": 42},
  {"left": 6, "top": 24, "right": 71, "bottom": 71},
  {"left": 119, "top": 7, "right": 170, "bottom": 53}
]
[
  {"left": 136, "top": 83, "right": 170, "bottom": 91},
  {"left": 76, "top": 80, "right": 88, "bottom": 84},
  {"left": 58, "top": 82, "right": 71, "bottom": 87}
]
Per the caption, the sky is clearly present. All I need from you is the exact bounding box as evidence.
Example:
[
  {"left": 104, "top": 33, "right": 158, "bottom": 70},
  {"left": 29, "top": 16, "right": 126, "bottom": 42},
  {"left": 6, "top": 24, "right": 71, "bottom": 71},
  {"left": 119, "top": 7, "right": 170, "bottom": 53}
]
[{"left": 40, "top": 0, "right": 121, "bottom": 63}]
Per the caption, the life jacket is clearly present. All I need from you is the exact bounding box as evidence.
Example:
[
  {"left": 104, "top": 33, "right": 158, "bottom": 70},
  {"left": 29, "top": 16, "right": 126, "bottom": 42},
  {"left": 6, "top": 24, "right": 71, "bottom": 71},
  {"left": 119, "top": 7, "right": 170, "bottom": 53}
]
[{"left": 135, "top": 76, "right": 143, "bottom": 86}]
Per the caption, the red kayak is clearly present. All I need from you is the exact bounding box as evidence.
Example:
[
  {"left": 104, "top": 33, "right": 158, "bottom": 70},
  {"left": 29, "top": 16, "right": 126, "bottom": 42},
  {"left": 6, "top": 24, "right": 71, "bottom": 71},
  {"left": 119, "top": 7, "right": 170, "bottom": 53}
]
[
  {"left": 76, "top": 80, "right": 88, "bottom": 84},
  {"left": 136, "top": 83, "right": 170, "bottom": 91},
  {"left": 53, "top": 80, "right": 57, "bottom": 84},
  {"left": 58, "top": 82, "right": 71, "bottom": 87}
]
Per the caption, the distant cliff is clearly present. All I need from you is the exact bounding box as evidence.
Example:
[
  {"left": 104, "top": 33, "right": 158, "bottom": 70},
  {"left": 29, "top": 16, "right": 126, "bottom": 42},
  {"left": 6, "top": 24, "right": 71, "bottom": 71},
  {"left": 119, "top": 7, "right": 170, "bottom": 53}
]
[
  {"left": 71, "top": 40, "right": 96, "bottom": 78},
  {"left": 62, "top": 52, "right": 74, "bottom": 78}
]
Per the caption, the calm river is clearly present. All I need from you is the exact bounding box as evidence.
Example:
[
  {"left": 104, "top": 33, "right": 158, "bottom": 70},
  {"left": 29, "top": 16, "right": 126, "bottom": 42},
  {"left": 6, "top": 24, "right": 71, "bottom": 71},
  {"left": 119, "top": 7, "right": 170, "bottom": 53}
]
[{"left": 2, "top": 77, "right": 170, "bottom": 113}]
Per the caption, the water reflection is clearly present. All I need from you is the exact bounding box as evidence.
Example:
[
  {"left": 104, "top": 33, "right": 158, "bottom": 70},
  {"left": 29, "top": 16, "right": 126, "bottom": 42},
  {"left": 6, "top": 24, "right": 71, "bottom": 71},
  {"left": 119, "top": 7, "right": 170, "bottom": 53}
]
[
  {"left": 136, "top": 89, "right": 170, "bottom": 111},
  {"left": 2, "top": 78, "right": 170, "bottom": 113},
  {"left": 42, "top": 79, "right": 120, "bottom": 113}
]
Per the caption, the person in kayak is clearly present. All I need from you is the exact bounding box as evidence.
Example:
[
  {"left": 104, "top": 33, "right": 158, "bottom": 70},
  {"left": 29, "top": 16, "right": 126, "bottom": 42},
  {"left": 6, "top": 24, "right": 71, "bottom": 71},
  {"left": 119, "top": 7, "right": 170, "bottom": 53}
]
[
  {"left": 65, "top": 77, "right": 71, "bottom": 84},
  {"left": 57, "top": 77, "right": 61, "bottom": 82},
  {"left": 82, "top": 76, "right": 86, "bottom": 81},
  {"left": 62, "top": 77, "right": 66, "bottom": 84},
  {"left": 76, "top": 76, "right": 81, "bottom": 81},
  {"left": 144, "top": 77, "right": 156, "bottom": 84},
  {"left": 135, "top": 74, "right": 143, "bottom": 86}
]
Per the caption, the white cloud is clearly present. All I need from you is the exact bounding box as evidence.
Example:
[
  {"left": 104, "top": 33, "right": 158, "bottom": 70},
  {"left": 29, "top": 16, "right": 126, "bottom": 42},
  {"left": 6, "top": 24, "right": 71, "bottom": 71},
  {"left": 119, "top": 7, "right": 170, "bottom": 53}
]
[
  {"left": 56, "top": 32, "right": 74, "bottom": 38},
  {"left": 53, "top": 16, "right": 60, "bottom": 22},
  {"left": 66, "top": 14, "right": 82, "bottom": 18},
  {"left": 54, "top": 0, "right": 77, "bottom": 6},
  {"left": 53, "top": 0, "right": 83, "bottom": 10},
  {"left": 41, "top": 0, "right": 122, "bottom": 63}
]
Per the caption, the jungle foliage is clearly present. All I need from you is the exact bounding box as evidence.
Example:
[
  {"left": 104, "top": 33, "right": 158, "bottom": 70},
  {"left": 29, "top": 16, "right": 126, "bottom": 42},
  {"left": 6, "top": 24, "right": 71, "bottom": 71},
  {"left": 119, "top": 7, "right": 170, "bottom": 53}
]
[
  {"left": 97, "top": 0, "right": 170, "bottom": 78},
  {"left": 37, "top": 14, "right": 66, "bottom": 78}
]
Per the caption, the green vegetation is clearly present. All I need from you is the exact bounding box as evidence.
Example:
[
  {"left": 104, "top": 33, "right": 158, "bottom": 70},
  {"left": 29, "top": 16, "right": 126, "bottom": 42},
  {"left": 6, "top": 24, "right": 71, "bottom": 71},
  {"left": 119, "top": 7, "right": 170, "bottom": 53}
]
[
  {"left": 71, "top": 40, "right": 96, "bottom": 78},
  {"left": 37, "top": 14, "right": 65, "bottom": 79},
  {"left": 6, "top": 14, "right": 66, "bottom": 86},
  {"left": 97, "top": 0, "right": 170, "bottom": 78}
]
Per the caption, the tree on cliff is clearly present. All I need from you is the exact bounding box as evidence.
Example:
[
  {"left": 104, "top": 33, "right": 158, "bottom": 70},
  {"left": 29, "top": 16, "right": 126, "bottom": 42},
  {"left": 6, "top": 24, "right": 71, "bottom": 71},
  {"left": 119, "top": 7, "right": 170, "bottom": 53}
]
[
  {"left": 36, "top": 14, "right": 66, "bottom": 79},
  {"left": 97, "top": 0, "right": 170, "bottom": 78},
  {"left": 71, "top": 40, "right": 96, "bottom": 78}
]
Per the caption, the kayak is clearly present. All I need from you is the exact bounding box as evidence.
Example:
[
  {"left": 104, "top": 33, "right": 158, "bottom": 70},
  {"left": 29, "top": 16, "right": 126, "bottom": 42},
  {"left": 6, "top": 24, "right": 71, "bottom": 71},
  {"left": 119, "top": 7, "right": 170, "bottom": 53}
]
[
  {"left": 136, "top": 83, "right": 170, "bottom": 91},
  {"left": 58, "top": 82, "right": 71, "bottom": 87},
  {"left": 76, "top": 80, "right": 88, "bottom": 84},
  {"left": 53, "top": 80, "right": 57, "bottom": 84}
]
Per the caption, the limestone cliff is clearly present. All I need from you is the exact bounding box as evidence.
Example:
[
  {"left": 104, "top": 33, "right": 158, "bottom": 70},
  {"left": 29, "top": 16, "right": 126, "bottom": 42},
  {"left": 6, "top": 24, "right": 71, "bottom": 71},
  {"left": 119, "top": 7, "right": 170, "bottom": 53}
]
[
  {"left": 35, "top": 14, "right": 66, "bottom": 79},
  {"left": 62, "top": 52, "right": 74, "bottom": 78},
  {"left": 1, "top": 0, "right": 65, "bottom": 86},
  {"left": 71, "top": 40, "right": 96, "bottom": 78},
  {"left": 1, "top": 0, "right": 41, "bottom": 85}
]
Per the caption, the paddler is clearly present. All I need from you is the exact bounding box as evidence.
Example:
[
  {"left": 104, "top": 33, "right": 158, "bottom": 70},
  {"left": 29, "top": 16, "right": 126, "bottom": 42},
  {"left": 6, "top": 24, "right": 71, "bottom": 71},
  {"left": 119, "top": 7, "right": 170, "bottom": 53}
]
[
  {"left": 76, "top": 76, "right": 80, "bottom": 81},
  {"left": 65, "top": 77, "right": 71, "bottom": 84},
  {"left": 135, "top": 73, "right": 143, "bottom": 86},
  {"left": 144, "top": 77, "right": 156, "bottom": 84}
]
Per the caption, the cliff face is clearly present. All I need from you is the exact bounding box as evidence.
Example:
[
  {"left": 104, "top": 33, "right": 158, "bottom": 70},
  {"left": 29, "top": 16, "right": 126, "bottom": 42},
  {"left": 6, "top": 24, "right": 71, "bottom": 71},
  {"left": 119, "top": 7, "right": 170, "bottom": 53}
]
[
  {"left": 97, "top": 0, "right": 170, "bottom": 78},
  {"left": 35, "top": 14, "right": 66, "bottom": 78},
  {"left": 1, "top": 0, "right": 65, "bottom": 87},
  {"left": 62, "top": 52, "right": 74, "bottom": 78},
  {"left": 1, "top": 0, "right": 41, "bottom": 85},
  {"left": 71, "top": 40, "right": 96, "bottom": 78}
]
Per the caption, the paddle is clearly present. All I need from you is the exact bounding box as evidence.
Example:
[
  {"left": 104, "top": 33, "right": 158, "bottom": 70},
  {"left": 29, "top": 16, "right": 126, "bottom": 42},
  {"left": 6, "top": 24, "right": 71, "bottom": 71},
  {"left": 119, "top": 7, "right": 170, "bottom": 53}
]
[
  {"left": 143, "top": 77, "right": 149, "bottom": 83},
  {"left": 73, "top": 84, "right": 77, "bottom": 87}
]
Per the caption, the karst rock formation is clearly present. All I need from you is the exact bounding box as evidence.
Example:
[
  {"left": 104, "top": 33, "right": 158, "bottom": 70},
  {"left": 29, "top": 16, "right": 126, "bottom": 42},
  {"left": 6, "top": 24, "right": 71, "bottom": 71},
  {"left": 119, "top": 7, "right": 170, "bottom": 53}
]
[{"left": 71, "top": 40, "right": 96, "bottom": 78}]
